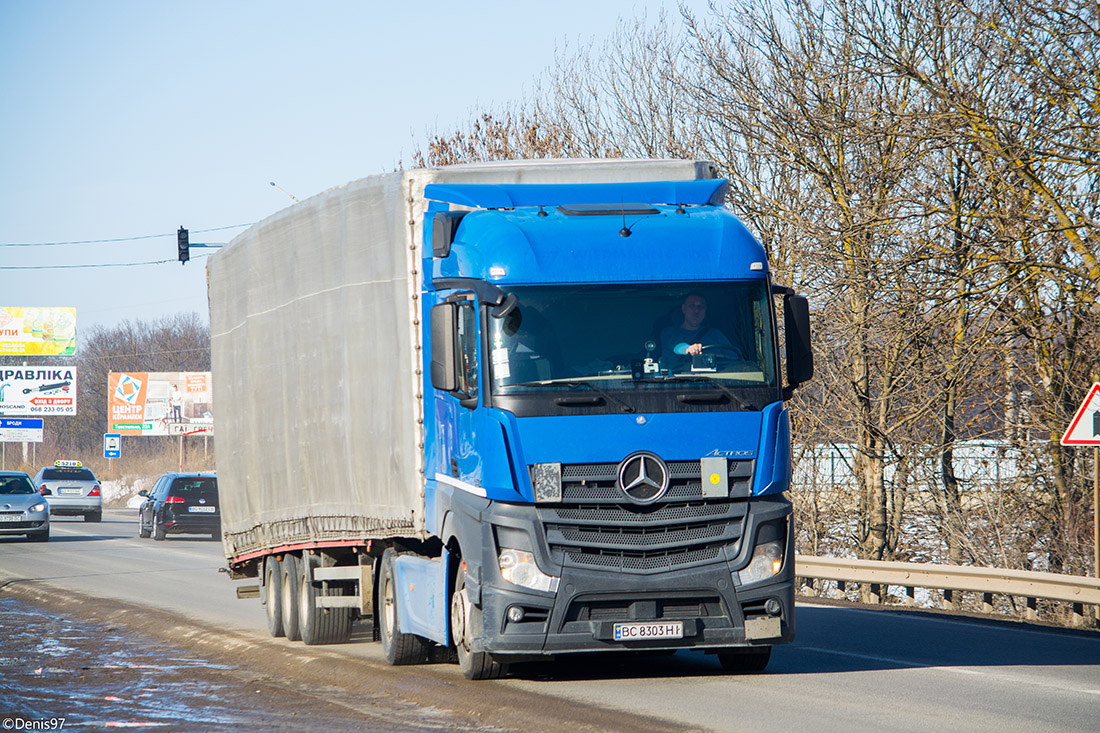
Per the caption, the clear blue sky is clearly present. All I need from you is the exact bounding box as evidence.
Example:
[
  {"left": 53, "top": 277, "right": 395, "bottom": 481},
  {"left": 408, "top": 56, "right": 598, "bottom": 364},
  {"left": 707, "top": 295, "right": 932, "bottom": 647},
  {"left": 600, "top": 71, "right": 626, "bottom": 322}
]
[{"left": 0, "top": 1, "right": 710, "bottom": 337}]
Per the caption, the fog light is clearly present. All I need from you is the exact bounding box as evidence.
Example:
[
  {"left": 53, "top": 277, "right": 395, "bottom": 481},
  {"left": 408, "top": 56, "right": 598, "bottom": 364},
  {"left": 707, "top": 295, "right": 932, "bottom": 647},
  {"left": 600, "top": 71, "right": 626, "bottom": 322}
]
[
  {"left": 498, "top": 548, "right": 559, "bottom": 593},
  {"left": 764, "top": 598, "right": 782, "bottom": 617},
  {"left": 507, "top": 606, "right": 525, "bottom": 623},
  {"left": 738, "top": 540, "right": 784, "bottom": 585}
]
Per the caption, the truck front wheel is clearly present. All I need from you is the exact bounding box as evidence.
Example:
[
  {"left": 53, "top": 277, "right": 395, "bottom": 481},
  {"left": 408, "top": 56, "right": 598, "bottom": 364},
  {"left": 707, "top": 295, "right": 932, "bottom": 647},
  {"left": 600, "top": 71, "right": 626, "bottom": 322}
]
[
  {"left": 379, "top": 549, "right": 429, "bottom": 665},
  {"left": 451, "top": 562, "right": 507, "bottom": 680}
]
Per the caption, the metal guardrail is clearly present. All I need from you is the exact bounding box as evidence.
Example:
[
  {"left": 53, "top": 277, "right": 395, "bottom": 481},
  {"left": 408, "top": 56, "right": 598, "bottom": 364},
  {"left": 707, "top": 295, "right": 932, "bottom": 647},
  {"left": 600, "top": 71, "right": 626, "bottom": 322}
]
[{"left": 796, "top": 555, "right": 1100, "bottom": 626}]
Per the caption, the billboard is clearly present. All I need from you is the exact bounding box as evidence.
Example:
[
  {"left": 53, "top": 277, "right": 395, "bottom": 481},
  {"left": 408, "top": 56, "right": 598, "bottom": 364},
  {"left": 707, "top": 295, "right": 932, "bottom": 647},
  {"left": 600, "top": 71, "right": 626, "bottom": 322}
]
[
  {"left": 0, "top": 367, "right": 78, "bottom": 416},
  {"left": 0, "top": 307, "right": 77, "bottom": 357},
  {"left": 108, "top": 371, "right": 213, "bottom": 437}
]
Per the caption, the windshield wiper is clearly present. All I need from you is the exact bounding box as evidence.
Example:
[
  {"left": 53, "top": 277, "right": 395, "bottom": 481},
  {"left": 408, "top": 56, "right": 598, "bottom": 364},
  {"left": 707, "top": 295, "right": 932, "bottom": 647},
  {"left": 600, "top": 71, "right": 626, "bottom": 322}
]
[
  {"left": 510, "top": 380, "right": 636, "bottom": 413},
  {"left": 645, "top": 375, "right": 750, "bottom": 411}
]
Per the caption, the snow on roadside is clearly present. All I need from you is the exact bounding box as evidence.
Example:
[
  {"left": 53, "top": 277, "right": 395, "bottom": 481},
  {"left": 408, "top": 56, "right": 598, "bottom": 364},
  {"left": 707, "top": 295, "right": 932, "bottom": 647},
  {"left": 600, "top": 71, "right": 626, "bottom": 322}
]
[{"left": 101, "top": 476, "right": 156, "bottom": 509}]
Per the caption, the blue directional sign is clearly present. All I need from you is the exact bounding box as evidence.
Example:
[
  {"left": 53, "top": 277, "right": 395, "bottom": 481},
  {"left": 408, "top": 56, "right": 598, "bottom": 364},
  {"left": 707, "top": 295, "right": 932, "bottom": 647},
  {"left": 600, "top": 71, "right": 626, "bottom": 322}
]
[
  {"left": 104, "top": 432, "right": 122, "bottom": 458},
  {"left": 0, "top": 417, "right": 44, "bottom": 442}
]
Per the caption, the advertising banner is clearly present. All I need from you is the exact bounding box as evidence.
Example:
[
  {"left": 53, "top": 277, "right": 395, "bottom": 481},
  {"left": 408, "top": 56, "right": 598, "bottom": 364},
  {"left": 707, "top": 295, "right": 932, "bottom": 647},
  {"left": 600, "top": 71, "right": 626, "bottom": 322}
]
[
  {"left": 0, "top": 307, "right": 77, "bottom": 357},
  {"left": 0, "top": 367, "right": 77, "bottom": 416},
  {"left": 108, "top": 371, "right": 213, "bottom": 437}
]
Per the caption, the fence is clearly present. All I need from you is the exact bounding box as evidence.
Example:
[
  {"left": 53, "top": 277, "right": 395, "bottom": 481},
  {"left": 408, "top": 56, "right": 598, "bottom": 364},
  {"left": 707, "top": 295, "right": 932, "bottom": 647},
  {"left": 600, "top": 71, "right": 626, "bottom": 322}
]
[{"left": 796, "top": 555, "right": 1100, "bottom": 627}]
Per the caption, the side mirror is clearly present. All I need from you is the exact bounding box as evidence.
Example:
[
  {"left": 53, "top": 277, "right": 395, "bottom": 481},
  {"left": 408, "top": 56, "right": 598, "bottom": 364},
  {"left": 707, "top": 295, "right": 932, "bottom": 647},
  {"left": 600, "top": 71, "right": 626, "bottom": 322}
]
[
  {"left": 138, "top": 489, "right": 149, "bottom": 498},
  {"left": 430, "top": 303, "right": 458, "bottom": 392},
  {"left": 783, "top": 294, "right": 813, "bottom": 396},
  {"left": 39, "top": 487, "right": 52, "bottom": 496}
]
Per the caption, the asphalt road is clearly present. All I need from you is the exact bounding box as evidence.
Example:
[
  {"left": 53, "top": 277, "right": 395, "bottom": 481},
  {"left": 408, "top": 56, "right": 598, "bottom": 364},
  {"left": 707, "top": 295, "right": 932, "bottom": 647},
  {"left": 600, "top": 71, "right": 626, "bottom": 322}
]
[{"left": 2, "top": 509, "right": 1099, "bottom": 732}]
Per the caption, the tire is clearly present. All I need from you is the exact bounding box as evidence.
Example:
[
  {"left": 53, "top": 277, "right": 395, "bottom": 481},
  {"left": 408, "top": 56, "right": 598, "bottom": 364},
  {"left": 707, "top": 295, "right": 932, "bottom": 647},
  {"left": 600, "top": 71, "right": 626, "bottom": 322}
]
[
  {"left": 85, "top": 510, "right": 102, "bottom": 523},
  {"left": 264, "top": 556, "right": 285, "bottom": 638},
  {"left": 138, "top": 513, "right": 151, "bottom": 539},
  {"left": 27, "top": 527, "right": 50, "bottom": 542},
  {"left": 153, "top": 520, "right": 166, "bottom": 541},
  {"left": 451, "top": 561, "right": 507, "bottom": 680},
  {"left": 379, "top": 549, "right": 429, "bottom": 665},
  {"left": 281, "top": 553, "right": 302, "bottom": 642},
  {"left": 717, "top": 646, "right": 772, "bottom": 673},
  {"left": 298, "top": 554, "right": 352, "bottom": 646}
]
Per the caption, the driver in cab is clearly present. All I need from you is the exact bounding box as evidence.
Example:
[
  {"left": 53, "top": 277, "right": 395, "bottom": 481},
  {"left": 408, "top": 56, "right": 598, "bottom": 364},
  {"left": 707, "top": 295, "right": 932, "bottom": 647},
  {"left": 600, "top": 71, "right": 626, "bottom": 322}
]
[{"left": 660, "top": 292, "right": 737, "bottom": 368}]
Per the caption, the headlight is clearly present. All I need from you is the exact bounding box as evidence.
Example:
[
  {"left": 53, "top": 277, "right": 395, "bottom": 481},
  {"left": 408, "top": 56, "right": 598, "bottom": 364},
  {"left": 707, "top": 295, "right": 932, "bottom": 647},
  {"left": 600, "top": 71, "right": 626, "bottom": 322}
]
[
  {"left": 738, "top": 540, "right": 784, "bottom": 585},
  {"left": 29, "top": 502, "right": 48, "bottom": 513},
  {"left": 498, "top": 548, "right": 559, "bottom": 593}
]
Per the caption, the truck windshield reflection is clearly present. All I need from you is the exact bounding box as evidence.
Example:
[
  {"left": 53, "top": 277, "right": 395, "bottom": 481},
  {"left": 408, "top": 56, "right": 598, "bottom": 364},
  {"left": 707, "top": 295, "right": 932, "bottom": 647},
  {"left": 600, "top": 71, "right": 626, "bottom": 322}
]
[{"left": 488, "top": 282, "right": 777, "bottom": 397}]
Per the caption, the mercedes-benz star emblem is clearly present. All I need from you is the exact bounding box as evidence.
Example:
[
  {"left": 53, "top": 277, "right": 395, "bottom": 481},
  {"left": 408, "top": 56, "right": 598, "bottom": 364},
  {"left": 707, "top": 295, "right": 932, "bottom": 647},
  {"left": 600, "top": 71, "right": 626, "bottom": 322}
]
[{"left": 617, "top": 451, "right": 670, "bottom": 504}]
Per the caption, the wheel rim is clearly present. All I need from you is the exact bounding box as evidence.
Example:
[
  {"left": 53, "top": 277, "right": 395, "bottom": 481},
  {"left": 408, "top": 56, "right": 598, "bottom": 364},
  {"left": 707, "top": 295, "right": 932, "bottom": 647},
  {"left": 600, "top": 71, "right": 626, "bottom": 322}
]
[
  {"left": 382, "top": 575, "right": 395, "bottom": 641},
  {"left": 451, "top": 586, "right": 470, "bottom": 652},
  {"left": 283, "top": 567, "right": 293, "bottom": 619},
  {"left": 266, "top": 565, "right": 277, "bottom": 609},
  {"left": 299, "top": 564, "right": 310, "bottom": 628}
]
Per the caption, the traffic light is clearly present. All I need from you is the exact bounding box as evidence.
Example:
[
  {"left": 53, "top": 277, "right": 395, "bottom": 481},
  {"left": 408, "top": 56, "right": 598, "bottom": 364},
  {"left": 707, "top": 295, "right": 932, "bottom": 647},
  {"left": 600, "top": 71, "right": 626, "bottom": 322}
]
[{"left": 177, "top": 227, "right": 190, "bottom": 264}]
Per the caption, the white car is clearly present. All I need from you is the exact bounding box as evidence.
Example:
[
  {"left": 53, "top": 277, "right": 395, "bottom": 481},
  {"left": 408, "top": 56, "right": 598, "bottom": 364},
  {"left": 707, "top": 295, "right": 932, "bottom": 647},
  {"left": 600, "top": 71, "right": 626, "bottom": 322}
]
[{"left": 33, "top": 460, "right": 102, "bottom": 522}]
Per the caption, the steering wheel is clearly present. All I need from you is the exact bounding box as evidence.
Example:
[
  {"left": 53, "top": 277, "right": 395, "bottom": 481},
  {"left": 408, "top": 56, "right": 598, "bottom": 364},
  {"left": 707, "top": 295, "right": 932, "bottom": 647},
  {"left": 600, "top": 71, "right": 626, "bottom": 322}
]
[{"left": 699, "top": 344, "right": 744, "bottom": 360}]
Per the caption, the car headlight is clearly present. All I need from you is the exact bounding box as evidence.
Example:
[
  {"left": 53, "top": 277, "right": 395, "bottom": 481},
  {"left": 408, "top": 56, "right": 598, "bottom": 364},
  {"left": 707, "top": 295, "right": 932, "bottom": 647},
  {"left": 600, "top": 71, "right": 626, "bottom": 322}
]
[
  {"left": 738, "top": 540, "right": 784, "bottom": 585},
  {"left": 498, "top": 548, "right": 559, "bottom": 593},
  {"left": 29, "top": 502, "right": 48, "bottom": 513}
]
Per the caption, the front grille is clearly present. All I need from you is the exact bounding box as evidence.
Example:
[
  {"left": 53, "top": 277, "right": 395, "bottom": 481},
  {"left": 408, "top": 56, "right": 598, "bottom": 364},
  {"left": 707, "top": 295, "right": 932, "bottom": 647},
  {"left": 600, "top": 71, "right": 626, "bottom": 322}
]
[{"left": 535, "top": 460, "right": 753, "bottom": 574}]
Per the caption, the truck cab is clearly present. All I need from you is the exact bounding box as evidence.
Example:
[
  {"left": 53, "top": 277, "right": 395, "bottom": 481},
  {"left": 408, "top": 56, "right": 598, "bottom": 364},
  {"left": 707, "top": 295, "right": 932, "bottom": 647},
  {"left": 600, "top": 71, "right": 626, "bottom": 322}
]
[{"left": 422, "top": 178, "right": 812, "bottom": 677}]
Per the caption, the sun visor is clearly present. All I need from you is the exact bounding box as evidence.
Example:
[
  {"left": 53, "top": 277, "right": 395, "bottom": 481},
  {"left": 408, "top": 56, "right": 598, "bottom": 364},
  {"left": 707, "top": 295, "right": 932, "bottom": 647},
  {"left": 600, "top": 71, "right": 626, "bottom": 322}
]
[{"left": 424, "top": 179, "right": 728, "bottom": 209}]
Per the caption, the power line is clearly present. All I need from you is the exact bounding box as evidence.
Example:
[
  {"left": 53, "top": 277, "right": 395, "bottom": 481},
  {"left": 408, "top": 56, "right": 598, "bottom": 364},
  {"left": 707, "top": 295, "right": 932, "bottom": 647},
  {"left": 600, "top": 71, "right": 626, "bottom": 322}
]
[
  {"left": 0, "top": 253, "right": 212, "bottom": 270},
  {"left": 0, "top": 223, "right": 253, "bottom": 248}
]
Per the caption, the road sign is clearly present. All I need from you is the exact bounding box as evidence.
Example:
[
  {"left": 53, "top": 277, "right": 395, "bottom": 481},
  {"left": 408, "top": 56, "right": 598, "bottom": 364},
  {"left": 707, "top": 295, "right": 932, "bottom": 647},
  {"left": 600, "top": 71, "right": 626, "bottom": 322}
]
[
  {"left": 104, "top": 432, "right": 121, "bottom": 458},
  {"left": 1061, "top": 383, "right": 1100, "bottom": 446},
  {"left": 0, "top": 417, "right": 44, "bottom": 442}
]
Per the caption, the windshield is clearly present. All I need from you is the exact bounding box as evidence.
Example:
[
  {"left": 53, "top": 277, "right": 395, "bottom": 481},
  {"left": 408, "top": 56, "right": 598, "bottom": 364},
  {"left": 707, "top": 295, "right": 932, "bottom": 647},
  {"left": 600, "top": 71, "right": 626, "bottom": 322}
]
[
  {"left": 487, "top": 282, "right": 778, "bottom": 415},
  {"left": 0, "top": 476, "right": 36, "bottom": 494}
]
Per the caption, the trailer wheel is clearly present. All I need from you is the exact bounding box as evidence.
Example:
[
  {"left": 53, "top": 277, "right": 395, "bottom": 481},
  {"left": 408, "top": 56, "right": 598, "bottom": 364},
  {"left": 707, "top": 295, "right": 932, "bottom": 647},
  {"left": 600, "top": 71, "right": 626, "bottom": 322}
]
[
  {"left": 298, "top": 554, "right": 352, "bottom": 645},
  {"left": 451, "top": 562, "right": 507, "bottom": 680},
  {"left": 281, "top": 552, "right": 302, "bottom": 641},
  {"left": 717, "top": 646, "right": 771, "bottom": 673},
  {"left": 263, "top": 556, "right": 285, "bottom": 638},
  {"left": 379, "top": 549, "right": 429, "bottom": 665}
]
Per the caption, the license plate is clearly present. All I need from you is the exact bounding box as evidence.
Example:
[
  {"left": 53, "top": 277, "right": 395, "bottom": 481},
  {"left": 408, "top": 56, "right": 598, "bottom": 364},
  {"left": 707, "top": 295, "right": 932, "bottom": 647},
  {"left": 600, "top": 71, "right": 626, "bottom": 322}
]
[
  {"left": 0, "top": 514, "right": 21, "bottom": 522},
  {"left": 613, "top": 621, "right": 683, "bottom": 641},
  {"left": 188, "top": 506, "right": 216, "bottom": 513},
  {"left": 59, "top": 488, "right": 82, "bottom": 495}
]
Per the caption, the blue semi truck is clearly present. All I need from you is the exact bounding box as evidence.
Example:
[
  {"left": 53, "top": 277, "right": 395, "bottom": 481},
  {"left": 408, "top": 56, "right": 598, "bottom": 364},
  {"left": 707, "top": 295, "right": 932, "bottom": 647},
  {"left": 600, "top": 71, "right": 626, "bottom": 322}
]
[{"left": 210, "top": 159, "right": 812, "bottom": 679}]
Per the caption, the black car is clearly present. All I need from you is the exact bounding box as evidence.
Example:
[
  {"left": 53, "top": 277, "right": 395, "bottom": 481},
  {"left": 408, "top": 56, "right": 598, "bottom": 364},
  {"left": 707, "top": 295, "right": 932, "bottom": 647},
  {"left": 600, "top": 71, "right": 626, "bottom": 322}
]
[{"left": 138, "top": 471, "right": 219, "bottom": 541}]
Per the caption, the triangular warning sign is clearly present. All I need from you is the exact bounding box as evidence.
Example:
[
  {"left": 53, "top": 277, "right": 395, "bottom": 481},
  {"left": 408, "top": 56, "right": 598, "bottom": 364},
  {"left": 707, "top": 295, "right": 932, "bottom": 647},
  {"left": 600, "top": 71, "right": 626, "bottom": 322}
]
[{"left": 1061, "top": 383, "right": 1100, "bottom": 446}]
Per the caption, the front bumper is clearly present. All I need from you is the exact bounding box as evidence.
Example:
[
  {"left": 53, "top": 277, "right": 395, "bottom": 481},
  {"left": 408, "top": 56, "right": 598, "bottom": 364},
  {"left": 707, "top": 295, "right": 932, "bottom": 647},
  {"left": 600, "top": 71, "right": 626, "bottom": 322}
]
[
  {"left": 448, "top": 490, "right": 795, "bottom": 658},
  {"left": 483, "top": 559, "right": 794, "bottom": 655},
  {"left": 0, "top": 511, "right": 49, "bottom": 535}
]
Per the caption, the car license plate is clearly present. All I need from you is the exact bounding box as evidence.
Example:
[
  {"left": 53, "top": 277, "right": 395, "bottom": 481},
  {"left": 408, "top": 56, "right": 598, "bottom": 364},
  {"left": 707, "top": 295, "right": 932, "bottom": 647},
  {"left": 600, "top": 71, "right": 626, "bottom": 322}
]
[
  {"left": 613, "top": 621, "right": 683, "bottom": 641},
  {"left": 59, "top": 488, "right": 82, "bottom": 495},
  {"left": 188, "top": 506, "right": 216, "bottom": 513},
  {"left": 0, "top": 514, "right": 21, "bottom": 522}
]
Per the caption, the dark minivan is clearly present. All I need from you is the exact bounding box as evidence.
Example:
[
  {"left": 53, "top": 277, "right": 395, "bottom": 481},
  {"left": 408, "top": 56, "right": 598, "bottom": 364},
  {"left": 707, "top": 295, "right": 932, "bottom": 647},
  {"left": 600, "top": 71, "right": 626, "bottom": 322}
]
[{"left": 138, "top": 471, "right": 219, "bottom": 541}]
